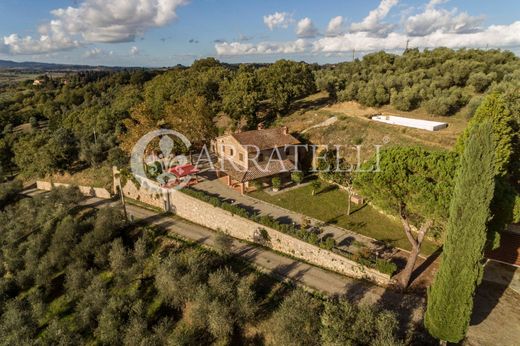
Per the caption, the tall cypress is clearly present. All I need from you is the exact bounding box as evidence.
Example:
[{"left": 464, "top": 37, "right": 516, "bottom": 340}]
[{"left": 425, "top": 120, "right": 496, "bottom": 343}]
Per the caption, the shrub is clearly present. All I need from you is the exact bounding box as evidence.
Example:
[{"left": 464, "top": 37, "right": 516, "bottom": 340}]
[
  {"left": 251, "top": 179, "right": 263, "bottom": 191},
  {"left": 374, "top": 259, "right": 397, "bottom": 276},
  {"left": 259, "top": 228, "right": 270, "bottom": 242},
  {"left": 291, "top": 171, "right": 304, "bottom": 184},
  {"left": 319, "top": 237, "right": 336, "bottom": 251},
  {"left": 271, "top": 176, "right": 282, "bottom": 190}
]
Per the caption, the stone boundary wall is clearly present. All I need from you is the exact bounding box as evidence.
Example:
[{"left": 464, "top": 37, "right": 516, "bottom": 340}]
[
  {"left": 36, "top": 181, "right": 112, "bottom": 199},
  {"left": 113, "top": 169, "right": 391, "bottom": 286}
]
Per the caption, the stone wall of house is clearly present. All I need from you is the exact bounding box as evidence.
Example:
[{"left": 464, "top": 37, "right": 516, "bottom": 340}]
[
  {"left": 36, "top": 181, "right": 112, "bottom": 199},
  {"left": 214, "top": 134, "right": 249, "bottom": 168},
  {"left": 114, "top": 168, "right": 391, "bottom": 286}
]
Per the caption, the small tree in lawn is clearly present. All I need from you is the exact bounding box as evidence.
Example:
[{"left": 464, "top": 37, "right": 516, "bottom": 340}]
[
  {"left": 311, "top": 180, "right": 321, "bottom": 196},
  {"left": 354, "top": 147, "right": 458, "bottom": 289},
  {"left": 343, "top": 176, "right": 354, "bottom": 216},
  {"left": 291, "top": 171, "right": 304, "bottom": 185},
  {"left": 425, "top": 120, "right": 496, "bottom": 343}
]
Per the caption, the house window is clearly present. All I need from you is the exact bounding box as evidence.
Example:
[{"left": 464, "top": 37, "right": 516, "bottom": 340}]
[
  {"left": 229, "top": 148, "right": 234, "bottom": 156},
  {"left": 239, "top": 153, "right": 244, "bottom": 161}
]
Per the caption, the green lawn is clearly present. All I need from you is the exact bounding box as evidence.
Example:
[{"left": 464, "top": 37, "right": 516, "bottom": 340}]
[{"left": 250, "top": 183, "right": 439, "bottom": 256}]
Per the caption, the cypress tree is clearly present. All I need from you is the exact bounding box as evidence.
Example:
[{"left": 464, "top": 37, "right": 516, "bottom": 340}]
[{"left": 425, "top": 120, "right": 496, "bottom": 343}]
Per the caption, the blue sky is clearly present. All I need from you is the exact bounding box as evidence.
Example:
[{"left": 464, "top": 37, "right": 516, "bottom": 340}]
[{"left": 0, "top": 0, "right": 519, "bottom": 66}]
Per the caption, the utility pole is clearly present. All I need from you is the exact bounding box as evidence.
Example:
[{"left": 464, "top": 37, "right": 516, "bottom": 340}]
[
  {"left": 352, "top": 48, "right": 355, "bottom": 61},
  {"left": 405, "top": 39, "right": 410, "bottom": 52}
]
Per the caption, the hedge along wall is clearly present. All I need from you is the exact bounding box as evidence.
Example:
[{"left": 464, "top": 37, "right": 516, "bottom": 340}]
[
  {"left": 36, "top": 181, "right": 112, "bottom": 199},
  {"left": 113, "top": 168, "right": 392, "bottom": 286}
]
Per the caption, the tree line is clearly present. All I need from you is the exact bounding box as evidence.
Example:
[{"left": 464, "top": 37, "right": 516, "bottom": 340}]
[
  {"left": 2, "top": 49, "right": 520, "bottom": 181},
  {"left": 316, "top": 48, "right": 520, "bottom": 116}
]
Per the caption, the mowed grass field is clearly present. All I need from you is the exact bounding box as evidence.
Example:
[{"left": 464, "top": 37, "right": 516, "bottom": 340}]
[{"left": 250, "top": 182, "right": 440, "bottom": 256}]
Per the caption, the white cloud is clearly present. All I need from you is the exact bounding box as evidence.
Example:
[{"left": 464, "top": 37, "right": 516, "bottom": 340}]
[
  {"left": 263, "top": 12, "right": 293, "bottom": 30},
  {"left": 3, "top": 33, "right": 80, "bottom": 55},
  {"left": 350, "top": 0, "right": 399, "bottom": 35},
  {"left": 84, "top": 47, "right": 101, "bottom": 58},
  {"left": 296, "top": 17, "right": 318, "bottom": 38},
  {"left": 83, "top": 47, "right": 113, "bottom": 58},
  {"left": 326, "top": 16, "right": 344, "bottom": 36},
  {"left": 215, "top": 39, "right": 309, "bottom": 55},
  {"left": 314, "top": 21, "right": 520, "bottom": 53},
  {"left": 217, "top": 19, "right": 520, "bottom": 56},
  {"left": 130, "top": 46, "right": 140, "bottom": 56},
  {"left": 3, "top": 0, "right": 188, "bottom": 55},
  {"left": 216, "top": 0, "right": 520, "bottom": 57},
  {"left": 405, "top": 0, "right": 484, "bottom": 36}
]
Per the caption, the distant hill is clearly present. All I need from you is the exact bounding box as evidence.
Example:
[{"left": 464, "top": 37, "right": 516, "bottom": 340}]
[{"left": 0, "top": 59, "right": 139, "bottom": 71}]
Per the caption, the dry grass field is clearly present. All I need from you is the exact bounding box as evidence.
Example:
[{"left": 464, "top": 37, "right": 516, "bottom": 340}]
[{"left": 280, "top": 93, "right": 469, "bottom": 159}]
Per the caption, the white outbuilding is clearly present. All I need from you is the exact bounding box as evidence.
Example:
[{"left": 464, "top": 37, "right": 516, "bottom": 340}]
[{"left": 371, "top": 115, "right": 448, "bottom": 131}]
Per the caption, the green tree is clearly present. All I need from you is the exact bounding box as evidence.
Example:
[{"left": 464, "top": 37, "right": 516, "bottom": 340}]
[
  {"left": 354, "top": 147, "right": 458, "bottom": 288},
  {"left": 214, "top": 231, "right": 234, "bottom": 256},
  {"left": 221, "top": 65, "right": 261, "bottom": 126},
  {"left": 259, "top": 60, "right": 316, "bottom": 114},
  {"left": 0, "top": 138, "right": 14, "bottom": 178},
  {"left": 321, "top": 298, "right": 401, "bottom": 346},
  {"left": 164, "top": 93, "right": 217, "bottom": 147},
  {"left": 457, "top": 93, "right": 514, "bottom": 177},
  {"left": 456, "top": 92, "right": 518, "bottom": 249},
  {"left": 12, "top": 129, "right": 78, "bottom": 178},
  {"left": 311, "top": 179, "right": 321, "bottom": 196},
  {"left": 0, "top": 180, "right": 22, "bottom": 209},
  {"left": 467, "top": 71, "right": 494, "bottom": 92},
  {"left": 268, "top": 290, "right": 322, "bottom": 346},
  {"left": 425, "top": 120, "right": 496, "bottom": 343}
]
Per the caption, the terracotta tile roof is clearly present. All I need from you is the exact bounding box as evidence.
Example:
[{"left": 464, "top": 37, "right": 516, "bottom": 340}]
[
  {"left": 217, "top": 159, "right": 296, "bottom": 182},
  {"left": 231, "top": 127, "right": 300, "bottom": 152}
]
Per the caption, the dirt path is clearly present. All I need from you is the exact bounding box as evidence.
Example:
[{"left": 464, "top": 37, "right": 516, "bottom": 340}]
[{"left": 301, "top": 115, "right": 338, "bottom": 134}]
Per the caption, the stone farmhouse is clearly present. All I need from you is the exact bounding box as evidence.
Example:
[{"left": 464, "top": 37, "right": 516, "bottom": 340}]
[{"left": 212, "top": 126, "right": 301, "bottom": 194}]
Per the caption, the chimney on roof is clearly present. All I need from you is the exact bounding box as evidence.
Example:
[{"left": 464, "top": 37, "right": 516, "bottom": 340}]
[
  {"left": 257, "top": 122, "right": 265, "bottom": 130},
  {"left": 282, "top": 126, "right": 288, "bottom": 135}
]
